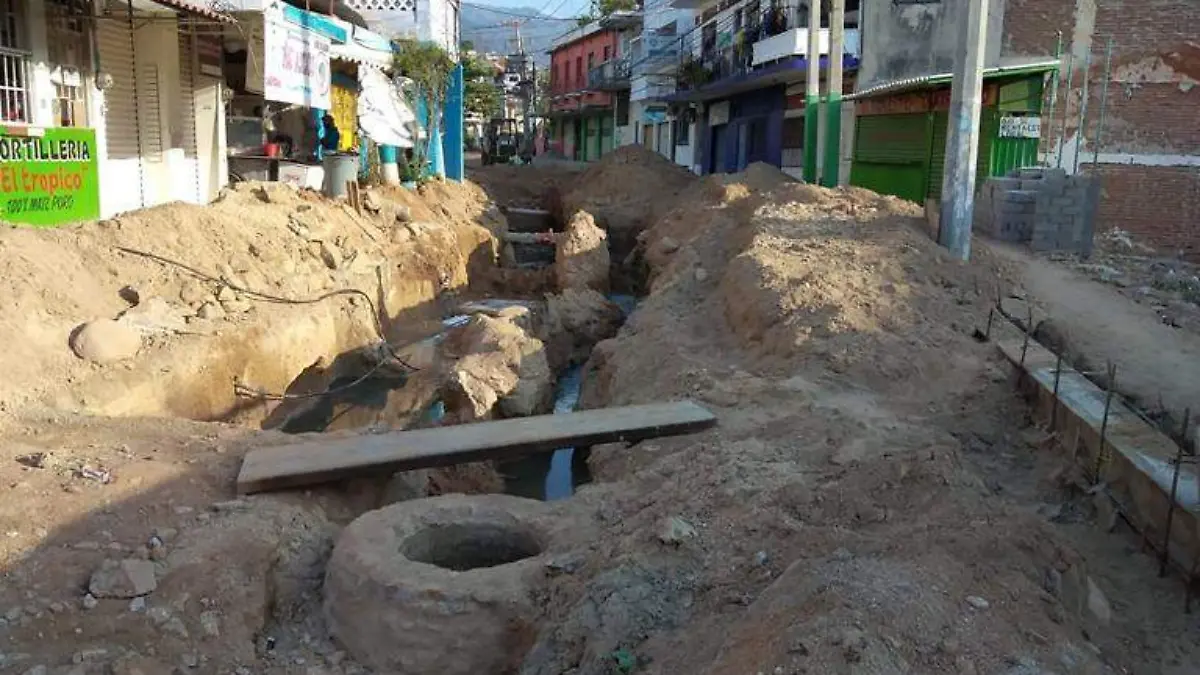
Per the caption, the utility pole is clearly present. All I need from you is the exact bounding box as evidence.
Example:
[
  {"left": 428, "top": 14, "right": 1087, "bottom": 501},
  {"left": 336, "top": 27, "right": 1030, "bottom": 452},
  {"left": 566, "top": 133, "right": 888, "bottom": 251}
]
[
  {"left": 937, "top": 0, "right": 989, "bottom": 261},
  {"left": 821, "top": 0, "right": 844, "bottom": 187},
  {"left": 803, "top": 0, "right": 820, "bottom": 183}
]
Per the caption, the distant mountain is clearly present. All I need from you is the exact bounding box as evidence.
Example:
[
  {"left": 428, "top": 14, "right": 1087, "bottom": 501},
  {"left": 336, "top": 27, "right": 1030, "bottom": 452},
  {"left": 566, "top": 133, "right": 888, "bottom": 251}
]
[{"left": 461, "top": 5, "right": 571, "bottom": 65}]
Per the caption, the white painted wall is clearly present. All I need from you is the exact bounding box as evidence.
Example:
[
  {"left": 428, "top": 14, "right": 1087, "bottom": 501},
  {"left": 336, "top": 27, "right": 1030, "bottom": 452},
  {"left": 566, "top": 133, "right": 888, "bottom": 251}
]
[
  {"left": 673, "top": 123, "right": 696, "bottom": 170},
  {"left": 14, "top": 1, "right": 227, "bottom": 220},
  {"left": 631, "top": 0, "right": 692, "bottom": 103},
  {"left": 347, "top": 0, "right": 459, "bottom": 55}
]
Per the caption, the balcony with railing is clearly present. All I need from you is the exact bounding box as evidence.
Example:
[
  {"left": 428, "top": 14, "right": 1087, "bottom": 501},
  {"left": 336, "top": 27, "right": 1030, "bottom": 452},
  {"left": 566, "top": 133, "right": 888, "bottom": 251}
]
[
  {"left": 588, "top": 57, "right": 633, "bottom": 91},
  {"left": 673, "top": 1, "right": 861, "bottom": 93}
]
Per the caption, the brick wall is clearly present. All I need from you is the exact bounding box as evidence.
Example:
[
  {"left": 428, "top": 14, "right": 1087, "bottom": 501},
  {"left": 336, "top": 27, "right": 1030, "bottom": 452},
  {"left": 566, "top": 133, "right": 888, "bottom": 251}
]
[
  {"left": 1094, "top": 164, "right": 1200, "bottom": 257},
  {"left": 1000, "top": 0, "right": 1075, "bottom": 57},
  {"left": 999, "top": 0, "right": 1200, "bottom": 256}
]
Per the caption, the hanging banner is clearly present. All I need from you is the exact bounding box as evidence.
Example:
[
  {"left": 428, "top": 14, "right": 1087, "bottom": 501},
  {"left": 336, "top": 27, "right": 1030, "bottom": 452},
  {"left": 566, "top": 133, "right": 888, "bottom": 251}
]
[
  {"left": 0, "top": 126, "right": 100, "bottom": 227},
  {"left": 263, "top": 14, "right": 332, "bottom": 109}
]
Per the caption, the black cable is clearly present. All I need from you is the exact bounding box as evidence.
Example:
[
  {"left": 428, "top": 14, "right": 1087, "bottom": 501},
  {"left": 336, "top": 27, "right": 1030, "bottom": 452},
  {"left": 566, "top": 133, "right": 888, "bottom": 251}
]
[
  {"left": 112, "top": 245, "right": 421, "bottom": 399},
  {"left": 460, "top": 2, "right": 578, "bottom": 21},
  {"left": 233, "top": 358, "right": 395, "bottom": 401}
]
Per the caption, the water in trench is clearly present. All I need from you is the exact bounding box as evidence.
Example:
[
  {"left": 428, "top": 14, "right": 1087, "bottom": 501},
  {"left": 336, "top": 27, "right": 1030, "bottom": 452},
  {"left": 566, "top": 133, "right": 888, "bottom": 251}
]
[
  {"left": 498, "top": 293, "right": 638, "bottom": 500},
  {"left": 497, "top": 363, "right": 591, "bottom": 501}
]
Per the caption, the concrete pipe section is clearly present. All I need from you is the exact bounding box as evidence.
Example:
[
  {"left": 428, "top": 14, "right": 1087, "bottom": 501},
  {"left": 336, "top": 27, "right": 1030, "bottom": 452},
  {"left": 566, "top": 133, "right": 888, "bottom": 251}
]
[{"left": 324, "top": 494, "right": 555, "bottom": 674}]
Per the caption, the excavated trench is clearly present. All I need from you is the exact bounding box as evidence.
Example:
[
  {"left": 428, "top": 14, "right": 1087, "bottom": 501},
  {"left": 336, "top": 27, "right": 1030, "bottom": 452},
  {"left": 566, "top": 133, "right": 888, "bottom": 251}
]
[{"left": 222, "top": 200, "right": 640, "bottom": 504}]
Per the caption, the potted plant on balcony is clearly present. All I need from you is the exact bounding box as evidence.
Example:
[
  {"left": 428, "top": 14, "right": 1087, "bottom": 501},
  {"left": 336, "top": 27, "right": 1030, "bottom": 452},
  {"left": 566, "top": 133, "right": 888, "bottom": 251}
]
[{"left": 677, "top": 57, "right": 711, "bottom": 90}]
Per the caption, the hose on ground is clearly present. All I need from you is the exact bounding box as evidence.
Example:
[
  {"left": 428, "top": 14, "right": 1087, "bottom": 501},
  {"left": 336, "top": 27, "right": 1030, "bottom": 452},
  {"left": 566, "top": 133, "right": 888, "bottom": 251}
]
[{"left": 113, "top": 245, "right": 419, "bottom": 402}]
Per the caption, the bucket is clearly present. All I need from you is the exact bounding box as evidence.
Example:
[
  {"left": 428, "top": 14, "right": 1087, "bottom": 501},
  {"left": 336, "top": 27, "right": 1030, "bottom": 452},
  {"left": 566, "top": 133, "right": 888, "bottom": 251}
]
[{"left": 322, "top": 153, "right": 360, "bottom": 198}]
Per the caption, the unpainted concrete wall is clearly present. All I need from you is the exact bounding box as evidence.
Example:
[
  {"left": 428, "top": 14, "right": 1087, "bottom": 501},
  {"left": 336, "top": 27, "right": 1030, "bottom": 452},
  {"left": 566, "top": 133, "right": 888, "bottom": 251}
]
[{"left": 857, "top": 0, "right": 1006, "bottom": 91}]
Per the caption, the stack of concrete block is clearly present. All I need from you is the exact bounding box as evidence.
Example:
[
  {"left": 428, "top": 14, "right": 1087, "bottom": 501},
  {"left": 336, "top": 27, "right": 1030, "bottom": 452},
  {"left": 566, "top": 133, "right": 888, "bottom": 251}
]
[
  {"left": 975, "top": 175, "right": 1038, "bottom": 242},
  {"left": 973, "top": 167, "right": 1099, "bottom": 256}
]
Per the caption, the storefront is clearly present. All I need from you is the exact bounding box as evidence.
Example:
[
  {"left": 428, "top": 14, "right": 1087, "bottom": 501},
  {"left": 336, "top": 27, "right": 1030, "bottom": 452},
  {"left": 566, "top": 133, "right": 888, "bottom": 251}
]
[
  {"left": 848, "top": 64, "right": 1055, "bottom": 205},
  {"left": 222, "top": 1, "right": 398, "bottom": 189},
  {"left": 222, "top": 2, "right": 335, "bottom": 187},
  {"left": 697, "top": 86, "right": 785, "bottom": 175},
  {"left": 0, "top": 0, "right": 103, "bottom": 226}
]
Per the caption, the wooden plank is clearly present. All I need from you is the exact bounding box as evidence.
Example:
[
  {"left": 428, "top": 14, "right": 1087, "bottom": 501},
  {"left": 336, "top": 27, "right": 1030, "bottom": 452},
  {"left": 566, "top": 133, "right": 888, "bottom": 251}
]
[{"left": 237, "top": 400, "right": 717, "bottom": 494}]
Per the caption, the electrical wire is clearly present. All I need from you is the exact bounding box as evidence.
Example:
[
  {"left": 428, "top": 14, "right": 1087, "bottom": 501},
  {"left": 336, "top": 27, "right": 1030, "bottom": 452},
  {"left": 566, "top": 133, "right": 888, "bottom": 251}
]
[
  {"left": 112, "top": 245, "right": 421, "bottom": 401},
  {"left": 232, "top": 358, "right": 396, "bottom": 401},
  {"left": 460, "top": 2, "right": 579, "bottom": 20}
]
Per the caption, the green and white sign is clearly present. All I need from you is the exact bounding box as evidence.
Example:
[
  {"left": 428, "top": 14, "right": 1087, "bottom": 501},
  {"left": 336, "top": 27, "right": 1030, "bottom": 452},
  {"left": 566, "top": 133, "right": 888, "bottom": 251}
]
[{"left": 0, "top": 126, "right": 100, "bottom": 227}]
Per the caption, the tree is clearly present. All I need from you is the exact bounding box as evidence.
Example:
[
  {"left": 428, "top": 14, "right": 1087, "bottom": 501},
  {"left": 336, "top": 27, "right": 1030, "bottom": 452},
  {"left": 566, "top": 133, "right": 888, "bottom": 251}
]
[
  {"left": 460, "top": 39, "right": 475, "bottom": 53},
  {"left": 393, "top": 39, "right": 455, "bottom": 180},
  {"left": 463, "top": 54, "right": 502, "bottom": 119},
  {"left": 596, "top": 0, "right": 636, "bottom": 16}
]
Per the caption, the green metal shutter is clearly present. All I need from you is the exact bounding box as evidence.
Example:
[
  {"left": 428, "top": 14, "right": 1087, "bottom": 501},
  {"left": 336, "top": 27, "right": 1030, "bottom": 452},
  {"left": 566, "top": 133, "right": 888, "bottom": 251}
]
[
  {"left": 928, "top": 111, "right": 948, "bottom": 200},
  {"left": 850, "top": 113, "right": 932, "bottom": 204},
  {"left": 978, "top": 108, "right": 997, "bottom": 181},
  {"left": 927, "top": 108, "right": 1003, "bottom": 201}
]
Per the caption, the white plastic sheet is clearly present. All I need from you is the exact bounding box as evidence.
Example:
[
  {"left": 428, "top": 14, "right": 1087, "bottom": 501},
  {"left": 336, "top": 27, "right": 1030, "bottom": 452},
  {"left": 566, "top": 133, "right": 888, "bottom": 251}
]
[{"left": 358, "top": 69, "right": 417, "bottom": 149}]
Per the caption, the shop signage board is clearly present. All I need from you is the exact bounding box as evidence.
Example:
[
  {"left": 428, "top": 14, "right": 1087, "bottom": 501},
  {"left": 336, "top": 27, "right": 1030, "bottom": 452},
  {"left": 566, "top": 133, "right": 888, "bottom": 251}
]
[
  {"left": 264, "top": 13, "right": 332, "bottom": 109},
  {"left": 999, "top": 116, "right": 1041, "bottom": 138},
  {"left": 856, "top": 83, "right": 1000, "bottom": 116},
  {"left": 0, "top": 126, "right": 100, "bottom": 227},
  {"left": 278, "top": 2, "right": 347, "bottom": 44}
]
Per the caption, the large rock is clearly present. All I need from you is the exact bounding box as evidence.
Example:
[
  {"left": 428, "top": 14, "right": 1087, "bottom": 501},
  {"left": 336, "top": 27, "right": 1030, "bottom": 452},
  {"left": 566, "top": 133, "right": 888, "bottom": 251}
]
[
  {"left": 70, "top": 319, "right": 143, "bottom": 364},
  {"left": 540, "top": 289, "right": 624, "bottom": 372},
  {"left": 440, "top": 315, "right": 553, "bottom": 422},
  {"left": 324, "top": 495, "right": 552, "bottom": 675},
  {"left": 555, "top": 211, "right": 610, "bottom": 293},
  {"left": 88, "top": 559, "right": 157, "bottom": 598}
]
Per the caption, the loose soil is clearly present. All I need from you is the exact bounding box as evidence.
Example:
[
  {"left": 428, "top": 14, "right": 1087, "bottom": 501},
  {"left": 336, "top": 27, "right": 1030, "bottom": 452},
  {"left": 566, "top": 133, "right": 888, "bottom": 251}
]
[
  {"left": 0, "top": 150, "right": 1198, "bottom": 675},
  {"left": 991, "top": 234, "right": 1200, "bottom": 426}
]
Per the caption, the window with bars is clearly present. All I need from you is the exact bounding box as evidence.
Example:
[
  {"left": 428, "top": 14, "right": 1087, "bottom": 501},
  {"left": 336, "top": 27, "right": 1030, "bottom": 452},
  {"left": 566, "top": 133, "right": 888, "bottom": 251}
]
[
  {"left": 0, "top": 0, "right": 30, "bottom": 124},
  {"left": 46, "top": 0, "right": 91, "bottom": 127}
]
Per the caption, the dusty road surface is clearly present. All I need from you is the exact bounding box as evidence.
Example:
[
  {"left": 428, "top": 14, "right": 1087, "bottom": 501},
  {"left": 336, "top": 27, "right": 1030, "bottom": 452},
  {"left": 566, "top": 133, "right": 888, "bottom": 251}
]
[
  {"left": 1, "top": 149, "right": 1198, "bottom": 675},
  {"left": 992, "top": 242, "right": 1200, "bottom": 424}
]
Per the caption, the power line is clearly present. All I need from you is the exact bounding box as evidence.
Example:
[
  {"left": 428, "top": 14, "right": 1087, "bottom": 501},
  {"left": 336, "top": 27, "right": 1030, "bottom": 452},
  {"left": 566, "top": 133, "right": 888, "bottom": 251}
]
[{"left": 460, "top": 2, "right": 578, "bottom": 20}]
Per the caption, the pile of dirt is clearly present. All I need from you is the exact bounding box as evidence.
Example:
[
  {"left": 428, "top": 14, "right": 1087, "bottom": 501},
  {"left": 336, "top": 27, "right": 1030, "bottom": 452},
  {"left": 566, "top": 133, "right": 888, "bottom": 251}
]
[
  {"left": 558, "top": 146, "right": 696, "bottom": 261},
  {"left": 0, "top": 179, "right": 501, "bottom": 423},
  {"left": 468, "top": 163, "right": 577, "bottom": 210},
  {"left": 589, "top": 164, "right": 1012, "bottom": 400},
  {"left": 539, "top": 288, "right": 625, "bottom": 373},
  {"left": 555, "top": 210, "right": 610, "bottom": 293},
  {"left": 438, "top": 314, "right": 553, "bottom": 423},
  {"left": 517, "top": 164, "right": 1158, "bottom": 675}
]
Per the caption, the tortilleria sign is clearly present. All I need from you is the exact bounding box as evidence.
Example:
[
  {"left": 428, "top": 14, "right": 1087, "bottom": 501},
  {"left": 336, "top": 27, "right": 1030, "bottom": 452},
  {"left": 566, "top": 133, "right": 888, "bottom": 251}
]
[{"left": 0, "top": 126, "right": 100, "bottom": 227}]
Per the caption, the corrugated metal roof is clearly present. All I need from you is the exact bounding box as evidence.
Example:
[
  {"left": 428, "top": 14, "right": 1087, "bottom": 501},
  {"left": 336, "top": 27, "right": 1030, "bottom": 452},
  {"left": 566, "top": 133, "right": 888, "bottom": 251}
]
[
  {"left": 847, "top": 59, "right": 1060, "bottom": 101},
  {"left": 149, "top": 0, "right": 237, "bottom": 23}
]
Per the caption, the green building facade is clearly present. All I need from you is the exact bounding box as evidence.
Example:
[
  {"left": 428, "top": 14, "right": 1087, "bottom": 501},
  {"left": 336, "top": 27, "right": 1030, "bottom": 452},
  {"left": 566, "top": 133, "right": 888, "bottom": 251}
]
[{"left": 848, "top": 65, "right": 1055, "bottom": 205}]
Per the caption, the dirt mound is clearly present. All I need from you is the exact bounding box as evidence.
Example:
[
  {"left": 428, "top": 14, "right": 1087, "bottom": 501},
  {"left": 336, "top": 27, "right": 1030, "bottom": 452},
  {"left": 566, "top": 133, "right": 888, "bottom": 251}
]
[
  {"left": 539, "top": 289, "right": 625, "bottom": 372},
  {"left": 601, "top": 165, "right": 1012, "bottom": 396},
  {"left": 559, "top": 146, "right": 696, "bottom": 262},
  {"left": 468, "top": 163, "right": 575, "bottom": 210},
  {"left": 555, "top": 211, "right": 610, "bottom": 293},
  {"left": 0, "top": 179, "right": 501, "bottom": 422},
  {"left": 538, "top": 167, "right": 1135, "bottom": 675},
  {"left": 439, "top": 314, "right": 553, "bottom": 423}
]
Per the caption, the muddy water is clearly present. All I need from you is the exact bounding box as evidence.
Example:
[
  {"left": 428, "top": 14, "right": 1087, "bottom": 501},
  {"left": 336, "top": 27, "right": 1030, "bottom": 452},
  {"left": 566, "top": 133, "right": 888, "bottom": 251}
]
[{"left": 499, "top": 364, "right": 590, "bottom": 500}]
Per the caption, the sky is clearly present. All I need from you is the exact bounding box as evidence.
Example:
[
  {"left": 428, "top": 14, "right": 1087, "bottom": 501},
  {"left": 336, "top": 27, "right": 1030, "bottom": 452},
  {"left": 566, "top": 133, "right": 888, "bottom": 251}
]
[{"left": 463, "top": 0, "right": 596, "bottom": 20}]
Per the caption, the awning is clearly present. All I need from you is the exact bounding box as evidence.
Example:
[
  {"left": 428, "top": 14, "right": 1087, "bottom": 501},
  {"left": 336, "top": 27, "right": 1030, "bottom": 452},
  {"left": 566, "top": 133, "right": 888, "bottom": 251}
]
[
  {"left": 330, "top": 42, "right": 392, "bottom": 70},
  {"left": 148, "top": 0, "right": 237, "bottom": 23},
  {"left": 322, "top": 15, "right": 393, "bottom": 70},
  {"left": 847, "top": 59, "right": 1060, "bottom": 101}
]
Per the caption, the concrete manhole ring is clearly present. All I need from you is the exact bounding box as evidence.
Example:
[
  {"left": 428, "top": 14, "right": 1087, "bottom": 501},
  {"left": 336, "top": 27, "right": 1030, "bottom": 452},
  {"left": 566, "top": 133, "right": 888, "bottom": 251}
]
[{"left": 324, "top": 493, "right": 553, "bottom": 674}]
